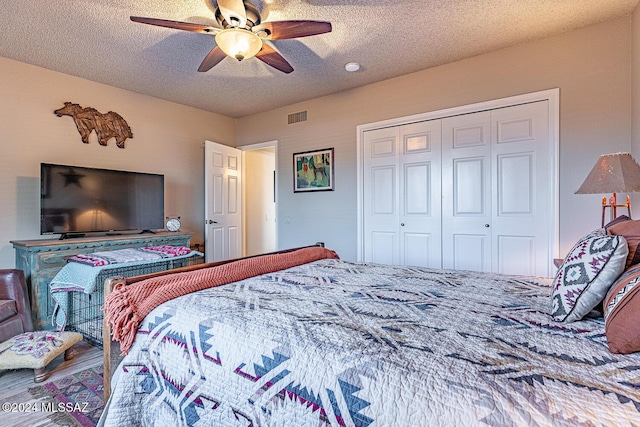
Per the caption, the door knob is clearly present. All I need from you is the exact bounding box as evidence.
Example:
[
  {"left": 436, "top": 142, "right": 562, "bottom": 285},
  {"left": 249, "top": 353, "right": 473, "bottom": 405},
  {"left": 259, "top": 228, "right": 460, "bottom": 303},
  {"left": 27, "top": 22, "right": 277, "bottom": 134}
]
[
  {"left": 485, "top": 224, "right": 490, "bottom": 227},
  {"left": 206, "top": 220, "right": 218, "bottom": 224},
  {"left": 400, "top": 223, "right": 405, "bottom": 226}
]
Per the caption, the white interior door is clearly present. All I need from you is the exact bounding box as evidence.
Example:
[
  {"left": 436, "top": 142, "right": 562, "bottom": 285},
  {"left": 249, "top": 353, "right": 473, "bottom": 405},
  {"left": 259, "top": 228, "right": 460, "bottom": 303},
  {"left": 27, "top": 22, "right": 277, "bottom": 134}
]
[
  {"left": 358, "top": 90, "right": 558, "bottom": 276},
  {"left": 398, "top": 120, "right": 442, "bottom": 268},
  {"left": 491, "top": 101, "right": 550, "bottom": 276},
  {"left": 363, "top": 127, "right": 399, "bottom": 265},
  {"left": 205, "top": 140, "right": 242, "bottom": 263},
  {"left": 442, "top": 111, "right": 492, "bottom": 272},
  {"left": 363, "top": 120, "right": 442, "bottom": 268}
]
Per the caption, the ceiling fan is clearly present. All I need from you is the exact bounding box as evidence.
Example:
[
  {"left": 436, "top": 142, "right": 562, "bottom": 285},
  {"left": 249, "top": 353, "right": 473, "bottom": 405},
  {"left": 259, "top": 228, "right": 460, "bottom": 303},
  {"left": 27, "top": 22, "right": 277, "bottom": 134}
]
[{"left": 131, "top": 0, "right": 332, "bottom": 74}]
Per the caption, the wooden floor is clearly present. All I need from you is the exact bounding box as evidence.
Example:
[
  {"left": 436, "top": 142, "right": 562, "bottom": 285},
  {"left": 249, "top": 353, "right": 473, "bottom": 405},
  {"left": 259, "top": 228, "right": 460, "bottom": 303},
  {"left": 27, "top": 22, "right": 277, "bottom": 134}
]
[{"left": 0, "top": 340, "right": 103, "bottom": 426}]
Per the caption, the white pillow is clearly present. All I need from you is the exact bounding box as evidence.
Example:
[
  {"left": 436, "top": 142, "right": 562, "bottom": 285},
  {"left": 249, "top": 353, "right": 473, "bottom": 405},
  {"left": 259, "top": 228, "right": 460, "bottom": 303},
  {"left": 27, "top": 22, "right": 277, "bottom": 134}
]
[{"left": 551, "top": 233, "right": 628, "bottom": 323}]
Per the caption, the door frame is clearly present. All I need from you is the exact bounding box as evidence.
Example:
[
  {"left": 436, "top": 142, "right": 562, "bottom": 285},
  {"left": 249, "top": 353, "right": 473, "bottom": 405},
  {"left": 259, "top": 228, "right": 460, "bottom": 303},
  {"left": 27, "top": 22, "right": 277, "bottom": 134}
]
[
  {"left": 356, "top": 88, "right": 560, "bottom": 263},
  {"left": 236, "top": 140, "right": 279, "bottom": 256}
]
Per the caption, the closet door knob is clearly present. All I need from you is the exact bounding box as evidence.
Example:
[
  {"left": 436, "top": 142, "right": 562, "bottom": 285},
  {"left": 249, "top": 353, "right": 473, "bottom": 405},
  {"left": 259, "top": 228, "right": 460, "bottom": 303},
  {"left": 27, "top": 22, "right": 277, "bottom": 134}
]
[
  {"left": 400, "top": 223, "right": 405, "bottom": 226},
  {"left": 485, "top": 224, "right": 490, "bottom": 228}
]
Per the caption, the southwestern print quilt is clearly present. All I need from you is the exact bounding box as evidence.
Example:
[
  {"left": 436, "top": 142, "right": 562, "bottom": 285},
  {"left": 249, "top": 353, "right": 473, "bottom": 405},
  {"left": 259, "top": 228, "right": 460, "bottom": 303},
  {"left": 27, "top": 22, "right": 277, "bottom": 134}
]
[{"left": 98, "top": 259, "right": 640, "bottom": 426}]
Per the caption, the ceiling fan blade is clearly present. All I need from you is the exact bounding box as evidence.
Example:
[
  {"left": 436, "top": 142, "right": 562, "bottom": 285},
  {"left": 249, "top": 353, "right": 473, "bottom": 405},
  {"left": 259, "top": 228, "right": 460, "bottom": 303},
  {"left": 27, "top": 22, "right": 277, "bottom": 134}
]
[
  {"left": 255, "top": 44, "right": 293, "bottom": 74},
  {"left": 198, "top": 46, "right": 227, "bottom": 72},
  {"left": 131, "top": 16, "right": 220, "bottom": 35},
  {"left": 217, "top": 0, "right": 247, "bottom": 28},
  {"left": 252, "top": 20, "right": 332, "bottom": 40}
]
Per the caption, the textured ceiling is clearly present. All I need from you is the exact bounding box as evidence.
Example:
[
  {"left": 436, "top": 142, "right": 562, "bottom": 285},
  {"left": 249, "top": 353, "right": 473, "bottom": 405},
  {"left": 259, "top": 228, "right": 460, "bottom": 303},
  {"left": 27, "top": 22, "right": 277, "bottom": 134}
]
[{"left": 0, "top": 0, "right": 638, "bottom": 118}]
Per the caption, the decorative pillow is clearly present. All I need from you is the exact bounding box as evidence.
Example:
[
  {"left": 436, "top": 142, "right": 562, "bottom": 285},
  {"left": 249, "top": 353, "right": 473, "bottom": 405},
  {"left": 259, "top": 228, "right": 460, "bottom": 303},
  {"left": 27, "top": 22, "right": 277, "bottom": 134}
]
[
  {"left": 607, "top": 219, "right": 640, "bottom": 268},
  {"left": 553, "top": 228, "right": 606, "bottom": 267},
  {"left": 604, "top": 215, "right": 631, "bottom": 230},
  {"left": 604, "top": 265, "right": 640, "bottom": 354},
  {"left": 551, "top": 234, "right": 628, "bottom": 323},
  {"left": 578, "top": 227, "right": 607, "bottom": 241}
]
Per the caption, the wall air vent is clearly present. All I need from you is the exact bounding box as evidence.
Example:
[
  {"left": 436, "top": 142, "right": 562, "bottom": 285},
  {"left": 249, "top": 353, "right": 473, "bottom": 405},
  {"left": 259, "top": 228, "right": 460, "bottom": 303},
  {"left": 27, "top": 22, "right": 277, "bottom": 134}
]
[{"left": 288, "top": 110, "right": 307, "bottom": 124}]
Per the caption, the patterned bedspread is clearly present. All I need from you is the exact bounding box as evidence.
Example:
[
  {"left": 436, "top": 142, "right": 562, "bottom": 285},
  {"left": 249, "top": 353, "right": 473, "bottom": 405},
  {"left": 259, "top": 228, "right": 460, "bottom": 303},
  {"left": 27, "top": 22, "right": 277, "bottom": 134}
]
[{"left": 98, "top": 259, "right": 640, "bottom": 426}]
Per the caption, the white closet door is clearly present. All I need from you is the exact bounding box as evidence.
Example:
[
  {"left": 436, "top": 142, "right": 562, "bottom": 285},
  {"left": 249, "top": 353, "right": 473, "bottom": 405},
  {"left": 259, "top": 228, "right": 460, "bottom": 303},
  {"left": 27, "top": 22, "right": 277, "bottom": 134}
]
[
  {"left": 491, "top": 101, "right": 550, "bottom": 276},
  {"left": 363, "top": 99, "right": 553, "bottom": 276},
  {"left": 363, "top": 120, "right": 442, "bottom": 267},
  {"left": 363, "top": 127, "right": 400, "bottom": 265},
  {"left": 398, "top": 120, "right": 442, "bottom": 268},
  {"left": 442, "top": 111, "right": 492, "bottom": 272}
]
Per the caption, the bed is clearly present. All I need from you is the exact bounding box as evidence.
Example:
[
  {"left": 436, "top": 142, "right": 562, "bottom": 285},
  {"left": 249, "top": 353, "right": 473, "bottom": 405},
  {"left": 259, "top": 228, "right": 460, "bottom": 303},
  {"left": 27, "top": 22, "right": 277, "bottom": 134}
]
[{"left": 97, "top": 244, "right": 640, "bottom": 426}]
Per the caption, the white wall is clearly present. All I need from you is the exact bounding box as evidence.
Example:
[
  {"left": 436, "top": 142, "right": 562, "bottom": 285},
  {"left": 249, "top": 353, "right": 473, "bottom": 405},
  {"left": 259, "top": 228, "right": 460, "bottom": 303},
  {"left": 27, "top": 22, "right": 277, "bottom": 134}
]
[
  {"left": 244, "top": 148, "right": 276, "bottom": 256},
  {"left": 237, "top": 17, "right": 633, "bottom": 262},
  {"left": 0, "top": 57, "right": 236, "bottom": 268}
]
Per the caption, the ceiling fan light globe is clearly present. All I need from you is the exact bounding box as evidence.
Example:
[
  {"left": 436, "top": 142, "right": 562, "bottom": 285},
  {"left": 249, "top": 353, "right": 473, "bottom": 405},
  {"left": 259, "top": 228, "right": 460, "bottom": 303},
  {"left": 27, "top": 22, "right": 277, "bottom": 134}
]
[{"left": 215, "top": 28, "right": 263, "bottom": 61}]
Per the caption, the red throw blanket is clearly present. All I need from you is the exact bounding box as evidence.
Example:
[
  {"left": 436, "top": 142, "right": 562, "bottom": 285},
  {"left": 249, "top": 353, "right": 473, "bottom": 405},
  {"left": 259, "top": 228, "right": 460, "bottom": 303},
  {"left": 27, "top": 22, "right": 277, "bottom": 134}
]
[{"left": 103, "top": 246, "right": 339, "bottom": 354}]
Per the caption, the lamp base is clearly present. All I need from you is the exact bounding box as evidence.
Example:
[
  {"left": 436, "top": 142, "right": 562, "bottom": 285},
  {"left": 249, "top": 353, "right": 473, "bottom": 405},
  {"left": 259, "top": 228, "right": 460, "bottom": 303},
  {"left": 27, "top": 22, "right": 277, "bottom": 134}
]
[{"left": 601, "top": 193, "right": 632, "bottom": 227}]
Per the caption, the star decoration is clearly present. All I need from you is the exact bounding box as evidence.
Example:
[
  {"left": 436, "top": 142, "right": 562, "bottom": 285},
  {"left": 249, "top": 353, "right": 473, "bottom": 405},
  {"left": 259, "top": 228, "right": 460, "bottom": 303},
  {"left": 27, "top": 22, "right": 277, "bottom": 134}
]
[{"left": 59, "top": 168, "right": 85, "bottom": 187}]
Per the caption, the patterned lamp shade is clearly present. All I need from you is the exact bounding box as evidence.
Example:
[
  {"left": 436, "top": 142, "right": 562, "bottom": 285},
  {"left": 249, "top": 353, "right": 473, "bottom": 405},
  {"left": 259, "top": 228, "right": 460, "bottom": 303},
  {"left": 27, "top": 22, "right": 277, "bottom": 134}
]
[{"left": 575, "top": 152, "right": 640, "bottom": 194}]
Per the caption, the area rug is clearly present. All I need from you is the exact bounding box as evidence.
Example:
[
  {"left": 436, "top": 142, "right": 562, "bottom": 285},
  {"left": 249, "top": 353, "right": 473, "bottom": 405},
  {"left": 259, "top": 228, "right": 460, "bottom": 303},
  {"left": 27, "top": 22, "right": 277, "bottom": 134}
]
[{"left": 28, "top": 365, "right": 103, "bottom": 427}]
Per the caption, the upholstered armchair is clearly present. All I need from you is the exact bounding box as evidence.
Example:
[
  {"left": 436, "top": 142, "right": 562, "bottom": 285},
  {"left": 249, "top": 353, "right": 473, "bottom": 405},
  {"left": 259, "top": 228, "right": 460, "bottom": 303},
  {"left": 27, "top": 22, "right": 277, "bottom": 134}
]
[{"left": 0, "top": 269, "right": 33, "bottom": 343}]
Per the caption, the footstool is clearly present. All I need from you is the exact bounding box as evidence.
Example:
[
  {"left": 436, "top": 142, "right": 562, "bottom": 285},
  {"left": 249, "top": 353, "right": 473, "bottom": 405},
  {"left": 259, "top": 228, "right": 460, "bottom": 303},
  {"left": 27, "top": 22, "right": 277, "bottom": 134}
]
[{"left": 0, "top": 330, "right": 83, "bottom": 382}]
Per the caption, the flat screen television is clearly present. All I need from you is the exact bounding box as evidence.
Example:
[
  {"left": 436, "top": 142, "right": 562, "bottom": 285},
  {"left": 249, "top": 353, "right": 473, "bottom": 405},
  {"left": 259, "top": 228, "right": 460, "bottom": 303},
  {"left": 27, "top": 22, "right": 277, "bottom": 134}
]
[{"left": 40, "top": 163, "right": 164, "bottom": 237}]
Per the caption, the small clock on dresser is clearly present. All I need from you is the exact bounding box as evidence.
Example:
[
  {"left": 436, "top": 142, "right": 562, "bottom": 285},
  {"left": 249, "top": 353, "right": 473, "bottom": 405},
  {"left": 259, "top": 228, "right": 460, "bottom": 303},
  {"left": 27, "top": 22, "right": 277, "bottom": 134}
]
[{"left": 166, "top": 216, "right": 181, "bottom": 232}]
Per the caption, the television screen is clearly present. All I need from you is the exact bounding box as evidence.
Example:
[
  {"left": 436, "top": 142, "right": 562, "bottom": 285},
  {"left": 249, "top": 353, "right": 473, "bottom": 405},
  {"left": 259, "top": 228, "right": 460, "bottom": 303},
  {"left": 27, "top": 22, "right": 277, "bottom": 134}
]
[{"left": 40, "top": 163, "right": 164, "bottom": 235}]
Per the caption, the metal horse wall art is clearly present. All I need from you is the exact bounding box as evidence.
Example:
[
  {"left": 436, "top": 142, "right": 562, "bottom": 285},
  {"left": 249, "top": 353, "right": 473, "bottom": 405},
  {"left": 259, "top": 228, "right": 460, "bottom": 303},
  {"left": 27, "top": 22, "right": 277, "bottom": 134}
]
[{"left": 54, "top": 102, "right": 133, "bottom": 148}]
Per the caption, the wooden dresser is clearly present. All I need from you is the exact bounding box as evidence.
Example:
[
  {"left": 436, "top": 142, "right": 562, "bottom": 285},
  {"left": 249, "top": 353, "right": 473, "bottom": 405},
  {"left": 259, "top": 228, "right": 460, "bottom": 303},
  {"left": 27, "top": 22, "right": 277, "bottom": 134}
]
[{"left": 11, "top": 232, "right": 192, "bottom": 330}]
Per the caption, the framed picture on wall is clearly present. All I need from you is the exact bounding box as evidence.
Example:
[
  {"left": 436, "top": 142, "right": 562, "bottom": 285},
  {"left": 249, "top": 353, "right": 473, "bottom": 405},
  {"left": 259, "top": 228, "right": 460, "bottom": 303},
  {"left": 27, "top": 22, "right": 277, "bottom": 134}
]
[{"left": 293, "top": 148, "right": 334, "bottom": 192}]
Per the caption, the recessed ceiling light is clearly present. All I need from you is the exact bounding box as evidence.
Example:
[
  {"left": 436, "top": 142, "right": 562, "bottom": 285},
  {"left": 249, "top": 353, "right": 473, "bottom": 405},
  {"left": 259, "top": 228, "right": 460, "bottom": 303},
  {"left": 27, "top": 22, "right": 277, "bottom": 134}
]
[{"left": 345, "top": 62, "right": 360, "bottom": 72}]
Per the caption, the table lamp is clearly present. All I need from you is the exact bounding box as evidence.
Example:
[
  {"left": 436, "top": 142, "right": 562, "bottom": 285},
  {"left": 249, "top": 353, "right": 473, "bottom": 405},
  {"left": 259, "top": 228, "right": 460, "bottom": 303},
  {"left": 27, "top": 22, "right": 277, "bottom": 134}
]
[{"left": 575, "top": 152, "right": 640, "bottom": 226}]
